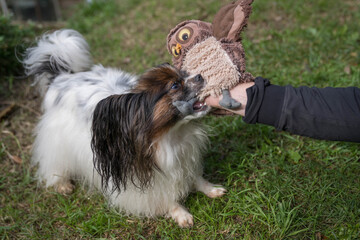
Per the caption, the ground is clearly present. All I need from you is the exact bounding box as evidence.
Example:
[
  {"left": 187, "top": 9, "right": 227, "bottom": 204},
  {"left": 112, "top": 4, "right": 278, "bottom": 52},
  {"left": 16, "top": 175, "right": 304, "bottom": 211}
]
[{"left": 1, "top": 0, "right": 360, "bottom": 239}]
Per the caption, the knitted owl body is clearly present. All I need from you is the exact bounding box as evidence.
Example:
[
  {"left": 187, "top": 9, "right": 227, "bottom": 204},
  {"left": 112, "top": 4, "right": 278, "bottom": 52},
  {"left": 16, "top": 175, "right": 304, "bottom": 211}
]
[{"left": 183, "top": 37, "right": 240, "bottom": 100}]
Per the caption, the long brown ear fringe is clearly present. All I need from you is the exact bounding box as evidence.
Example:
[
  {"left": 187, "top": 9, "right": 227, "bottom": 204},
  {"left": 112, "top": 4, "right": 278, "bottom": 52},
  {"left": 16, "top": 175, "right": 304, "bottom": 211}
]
[
  {"left": 212, "top": 0, "right": 254, "bottom": 41},
  {"left": 91, "top": 93, "right": 159, "bottom": 193}
]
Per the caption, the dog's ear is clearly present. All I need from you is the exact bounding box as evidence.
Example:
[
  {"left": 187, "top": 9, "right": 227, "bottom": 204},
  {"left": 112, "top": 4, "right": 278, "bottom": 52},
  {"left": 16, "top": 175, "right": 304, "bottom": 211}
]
[{"left": 91, "top": 93, "right": 157, "bottom": 193}]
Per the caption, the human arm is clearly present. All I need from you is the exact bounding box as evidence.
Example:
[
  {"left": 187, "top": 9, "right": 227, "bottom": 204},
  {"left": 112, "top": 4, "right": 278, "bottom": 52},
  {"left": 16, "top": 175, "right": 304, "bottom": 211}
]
[
  {"left": 205, "top": 77, "right": 360, "bottom": 143},
  {"left": 206, "top": 81, "right": 255, "bottom": 116}
]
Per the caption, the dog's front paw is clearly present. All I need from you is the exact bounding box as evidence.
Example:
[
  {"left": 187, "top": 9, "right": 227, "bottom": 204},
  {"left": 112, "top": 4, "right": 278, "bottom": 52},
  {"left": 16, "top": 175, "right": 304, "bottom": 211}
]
[
  {"left": 175, "top": 211, "right": 194, "bottom": 228},
  {"left": 195, "top": 177, "right": 227, "bottom": 199},
  {"left": 206, "top": 185, "right": 227, "bottom": 198},
  {"left": 169, "top": 205, "right": 194, "bottom": 228},
  {"left": 55, "top": 181, "right": 74, "bottom": 195}
]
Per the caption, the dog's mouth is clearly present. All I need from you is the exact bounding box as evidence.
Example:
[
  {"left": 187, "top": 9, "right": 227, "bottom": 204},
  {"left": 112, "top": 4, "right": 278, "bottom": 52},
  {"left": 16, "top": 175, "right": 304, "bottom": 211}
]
[
  {"left": 192, "top": 100, "right": 207, "bottom": 113},
  {"left": 172, "top": 97, "right": 208, "bottom": 116}
]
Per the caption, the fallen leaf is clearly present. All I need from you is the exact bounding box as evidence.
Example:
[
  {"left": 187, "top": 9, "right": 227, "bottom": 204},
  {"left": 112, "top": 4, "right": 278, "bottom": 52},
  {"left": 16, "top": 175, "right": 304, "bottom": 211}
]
[
  {"left": 10, "top": 155, "right": 23, "bottom": 164},
  {"left": 4, "top": 150, "right": 23, "bottom": 164},
  {"left": 0, "top": 102, "right": 16, "bottom": 120},
  {"left": 122, "top": 57, "right": 131, "bottom": 64},
  {"left": 344, "top": 65, "right": 351, "bottom": 75},
  {"left": 248, "top": 173, "right": 257, "bottom": 182},
  {"left": 266, "top": 35, "right": 273, "bottom": 40},
  {"left": 315, "top": 232, "right": 328, "bottom": 240}
]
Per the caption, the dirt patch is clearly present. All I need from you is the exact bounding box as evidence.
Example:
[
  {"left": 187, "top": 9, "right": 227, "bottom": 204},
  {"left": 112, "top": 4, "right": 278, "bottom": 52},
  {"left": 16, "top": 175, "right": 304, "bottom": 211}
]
[{"left": 0, "top": 78, "right": 40, "bottom": 165}]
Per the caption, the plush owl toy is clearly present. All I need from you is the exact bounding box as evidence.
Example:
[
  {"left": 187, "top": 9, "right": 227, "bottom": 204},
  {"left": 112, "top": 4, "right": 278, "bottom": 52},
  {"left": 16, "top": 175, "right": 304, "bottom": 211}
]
[{"left": 167, "top": 0, "right": 255, "bottom": 109}]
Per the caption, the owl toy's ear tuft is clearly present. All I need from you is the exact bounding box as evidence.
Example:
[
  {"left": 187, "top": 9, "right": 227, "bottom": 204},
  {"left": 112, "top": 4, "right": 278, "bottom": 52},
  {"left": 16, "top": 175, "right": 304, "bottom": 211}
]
[{"left": 212, "top": 0, "right": 254, "bottom": 41}]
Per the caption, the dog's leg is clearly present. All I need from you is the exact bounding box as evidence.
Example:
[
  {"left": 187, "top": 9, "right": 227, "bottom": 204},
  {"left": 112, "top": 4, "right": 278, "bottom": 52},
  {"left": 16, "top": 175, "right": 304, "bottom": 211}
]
[
  {"left": 34, "top": 154, "right": 75, "bottom": 195},
  {"left": 54, "top": 180, "right": 75, "bottom": 195},
  {"left": 33, "top": 119, "right": 77, "bottom": 195},
  {"left": 194, "top": 176, "right": 227, "bottom": 198},
  {"left": 167, "top": 203, "right": 194, "bottom": 228}
]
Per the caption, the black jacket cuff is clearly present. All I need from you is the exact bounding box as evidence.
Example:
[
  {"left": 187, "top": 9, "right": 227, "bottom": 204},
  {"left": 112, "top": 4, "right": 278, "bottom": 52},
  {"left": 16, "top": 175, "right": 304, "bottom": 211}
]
[{"left": 243, "top": 77, "right": 285, "bottom": 127}]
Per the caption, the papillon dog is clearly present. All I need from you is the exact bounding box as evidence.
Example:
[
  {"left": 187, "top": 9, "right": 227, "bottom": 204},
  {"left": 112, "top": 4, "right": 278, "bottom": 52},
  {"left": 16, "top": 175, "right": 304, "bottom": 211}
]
[{"left": 23, "top": 29, "right": 226, "bottom": 227}]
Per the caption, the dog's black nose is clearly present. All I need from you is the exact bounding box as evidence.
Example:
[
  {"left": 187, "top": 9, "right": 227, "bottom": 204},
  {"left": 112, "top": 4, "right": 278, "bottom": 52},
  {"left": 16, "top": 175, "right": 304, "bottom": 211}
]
[{"left": 194, "top": 74, "right": 203, "bottom": 82}]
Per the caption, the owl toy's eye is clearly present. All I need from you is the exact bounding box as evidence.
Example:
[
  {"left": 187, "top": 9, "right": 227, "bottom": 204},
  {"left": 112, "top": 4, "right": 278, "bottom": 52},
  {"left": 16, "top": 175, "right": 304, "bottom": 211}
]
[
  {"left": 178, "top": 28, "right": 191, "bottom": 42},
  {"left": 171, "top": 45, "right": 180, "bottom": 58}
]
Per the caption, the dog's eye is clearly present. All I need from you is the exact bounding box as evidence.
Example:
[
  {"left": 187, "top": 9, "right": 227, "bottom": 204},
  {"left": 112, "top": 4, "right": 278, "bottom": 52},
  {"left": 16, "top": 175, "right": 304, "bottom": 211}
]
[{"left": 171, "top": 82, "right": 180, "bottom": 90}]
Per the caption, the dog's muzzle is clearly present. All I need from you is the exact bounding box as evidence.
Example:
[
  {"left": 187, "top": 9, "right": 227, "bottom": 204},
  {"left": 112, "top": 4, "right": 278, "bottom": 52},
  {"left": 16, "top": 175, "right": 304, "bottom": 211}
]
[{"left": 173, "top": 74, "right": 208, "bottom": 116}]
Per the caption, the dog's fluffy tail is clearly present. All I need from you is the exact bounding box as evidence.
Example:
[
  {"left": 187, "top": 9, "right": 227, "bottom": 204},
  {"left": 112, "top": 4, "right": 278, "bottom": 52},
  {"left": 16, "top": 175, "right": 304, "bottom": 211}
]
[{"left": 23, "top": 29, "right": 93, "bottom": 95}]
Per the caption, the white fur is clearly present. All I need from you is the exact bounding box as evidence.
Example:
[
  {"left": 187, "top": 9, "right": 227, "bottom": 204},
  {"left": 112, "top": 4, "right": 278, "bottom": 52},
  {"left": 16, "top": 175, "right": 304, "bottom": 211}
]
[
  {"left": 108, "top": 122, "right": 207, "bottom": 217},
  {"left": 23, "top": 29, "right": 94, "bottom": 95},
  {"left": 24, "top": 29, "right": 225, "bottom": 227}
]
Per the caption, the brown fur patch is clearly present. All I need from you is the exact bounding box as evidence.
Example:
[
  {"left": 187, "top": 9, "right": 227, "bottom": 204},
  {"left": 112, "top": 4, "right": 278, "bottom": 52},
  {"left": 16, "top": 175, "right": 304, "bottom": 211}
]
[
  {"left": 134, "top": 65, "right": 180, "bottom": 93},
  {"left": 134, "top": 64, "right": 184, "bottom": 140},
  {"left": 152, "top": 97, "right": 178, "bottom": 139}
]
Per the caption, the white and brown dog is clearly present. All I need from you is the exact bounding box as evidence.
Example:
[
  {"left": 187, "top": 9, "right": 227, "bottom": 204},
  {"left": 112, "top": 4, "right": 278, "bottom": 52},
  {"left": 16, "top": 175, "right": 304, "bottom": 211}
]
[{"left": 23, "top": 29, "right": 226, "bottom": 227}]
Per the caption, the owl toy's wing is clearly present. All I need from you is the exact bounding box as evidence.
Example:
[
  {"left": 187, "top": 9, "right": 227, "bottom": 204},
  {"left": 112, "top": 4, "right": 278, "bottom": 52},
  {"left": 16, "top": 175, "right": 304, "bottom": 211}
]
[{"left": 212, "top": 0, "right": 254, "bottom": 41}]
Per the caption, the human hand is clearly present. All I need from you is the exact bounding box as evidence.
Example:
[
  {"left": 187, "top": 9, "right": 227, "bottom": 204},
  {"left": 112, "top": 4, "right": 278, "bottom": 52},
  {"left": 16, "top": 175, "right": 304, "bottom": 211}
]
[{"left": 205, "top": 82, "right": 255, "bottom": 116}]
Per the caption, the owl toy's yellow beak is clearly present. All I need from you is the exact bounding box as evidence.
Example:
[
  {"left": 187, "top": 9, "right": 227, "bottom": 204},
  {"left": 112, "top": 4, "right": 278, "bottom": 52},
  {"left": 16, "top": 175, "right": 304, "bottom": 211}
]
[
  {"left": 175, "top": 43, "right": 182, "bottom": 54},
  {"left": 171, "top": 43, "right": 182, "bottom": 57}
]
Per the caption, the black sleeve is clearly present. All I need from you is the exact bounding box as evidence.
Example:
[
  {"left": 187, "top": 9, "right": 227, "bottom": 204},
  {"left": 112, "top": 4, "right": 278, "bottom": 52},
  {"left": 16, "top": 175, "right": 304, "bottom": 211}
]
[{"left": 243, "top": 77, "right": 360, "bottom": 143}]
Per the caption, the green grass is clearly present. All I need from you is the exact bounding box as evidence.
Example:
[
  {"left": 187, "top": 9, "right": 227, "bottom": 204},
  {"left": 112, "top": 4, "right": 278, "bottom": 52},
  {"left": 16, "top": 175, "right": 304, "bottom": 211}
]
[{"left": 1, "top": 0, "right": 360, "bottom": 239}]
